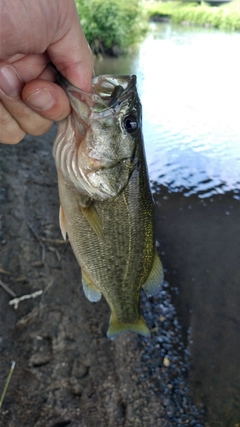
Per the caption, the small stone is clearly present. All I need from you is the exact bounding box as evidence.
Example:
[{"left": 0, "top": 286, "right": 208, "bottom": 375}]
[
  {"left": 29, "top": 353, "right": 50, "bottom": 367},
  {"left": 31, "top": 261, "right": 44, "bottom": 268},
  {"left": 69, "top": 377, "right": 83, "bottom": 396},
  {"left": 72, "top": 357, "right": 89, "bottom": 378},
  {"left": 163, "top": 357, "right": 171, "bottom": 367}
]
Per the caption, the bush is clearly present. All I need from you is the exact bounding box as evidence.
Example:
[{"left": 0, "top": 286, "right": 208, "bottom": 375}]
[
  {"left": 75, "top": 0, "right": 148, "bottom": 56},
  {"left": 146, "top": 1, "right": 240, "bottom": 31}
]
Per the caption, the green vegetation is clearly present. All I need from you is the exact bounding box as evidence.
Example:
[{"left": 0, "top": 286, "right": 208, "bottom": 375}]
[
  {"left": 146, "top": 0, "right": 181, "bottom": 18},
  {"left": 74, "top": 0, "right": 240, "bottom": 55},
  {"left": 146, "top": 0, "right": 240, "bottom": 31},
  {"left": 75, "top": 0, "right": 148, "bottom": 55}
]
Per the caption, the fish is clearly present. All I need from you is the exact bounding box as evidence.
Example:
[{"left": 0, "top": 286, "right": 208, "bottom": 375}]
[{"left": 53, "top": 73, "right": 164, "bottom": 339}]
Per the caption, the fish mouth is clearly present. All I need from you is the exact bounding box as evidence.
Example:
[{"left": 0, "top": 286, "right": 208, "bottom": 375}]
[
  {"left": 92, "top": 75, "right": 137, "bottom": 109},
  {"left": 55, "top": 71, "right": 137, "bottom": 114}
]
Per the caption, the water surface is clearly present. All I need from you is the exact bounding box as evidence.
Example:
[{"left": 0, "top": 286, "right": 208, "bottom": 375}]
[{"left": 95, "top": 23, "right": 240, "bottom": 198}]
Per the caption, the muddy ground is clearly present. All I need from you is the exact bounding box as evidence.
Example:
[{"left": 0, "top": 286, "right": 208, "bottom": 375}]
[
  {"left": 0, "top": 125, "right": 239, "bottom": 427},
  {"left": 154, "top": 185, "right": 240, "bottom": 427}
]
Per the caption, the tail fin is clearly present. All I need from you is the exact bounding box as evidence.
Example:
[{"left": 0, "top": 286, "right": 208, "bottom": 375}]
[{"left": 107, "top": 314, "right": 150, "bottom": 340}]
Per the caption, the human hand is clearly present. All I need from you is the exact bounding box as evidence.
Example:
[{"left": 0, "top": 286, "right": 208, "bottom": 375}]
[{"left": 0, "top": 0, "right": 93, "bottom": 144}]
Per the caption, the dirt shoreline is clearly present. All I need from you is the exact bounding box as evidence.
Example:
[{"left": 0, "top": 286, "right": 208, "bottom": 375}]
[
  {"left": 153, "top": 184, "right": 240, "bottom": 426},
  {"left": 0, "top": 126, "right": 239, "bottom": 426}
]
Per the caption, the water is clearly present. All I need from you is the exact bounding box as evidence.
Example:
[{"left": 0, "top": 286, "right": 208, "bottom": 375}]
[
  {"left": 95, "top": 23, "right": 240, "bottom": 426},
  {"left": 95, "top": 23, "right": 240, "bottom": 198}
]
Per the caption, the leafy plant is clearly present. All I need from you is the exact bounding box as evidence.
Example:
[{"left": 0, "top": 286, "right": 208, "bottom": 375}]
[{"left": 75, "top": 0, "right": 148, "bottom": 55}]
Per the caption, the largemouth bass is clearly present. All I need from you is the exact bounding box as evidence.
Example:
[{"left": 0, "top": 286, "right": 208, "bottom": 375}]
[{"left": 53, "top": 74, "right": 163, "bottom": 339}]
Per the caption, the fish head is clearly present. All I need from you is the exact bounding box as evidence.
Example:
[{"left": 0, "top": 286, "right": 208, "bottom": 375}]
[{"left": 53, "top": 74, "right": 142, "bottom": 200}]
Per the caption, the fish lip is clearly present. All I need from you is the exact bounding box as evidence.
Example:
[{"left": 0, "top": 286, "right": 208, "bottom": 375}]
[
  {"left": 55, "top": 70, "right": 137, "bottom": 113},
  {"left": 92, "top": 74, "right": 136, "bottom": 96},
  {"left": 92, "top": 75, "right": 137, "bottom": 112},
  {"left": 50, "top": 63, "right": 137, "bottom": 104}
]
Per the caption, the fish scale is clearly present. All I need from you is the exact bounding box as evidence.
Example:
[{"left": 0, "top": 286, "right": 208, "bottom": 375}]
[{"left": 53, "top": 74, "right": 164, "bottom": 339}]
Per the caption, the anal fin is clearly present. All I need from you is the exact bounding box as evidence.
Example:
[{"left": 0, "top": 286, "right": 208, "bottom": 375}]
[
  {"left": 82, "top": 270, "right": 102, "bottom": 302},
  {"left": 142, "top": 252, "right": 164, "bottom": 297}
]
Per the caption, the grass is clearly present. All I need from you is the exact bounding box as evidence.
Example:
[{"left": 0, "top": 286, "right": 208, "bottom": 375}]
[
  {"left": 145, "top": 0, "right": 240, "bottom": 31},
  {"left": 0, "top": 361, "right": 15, "bottom": 408}
]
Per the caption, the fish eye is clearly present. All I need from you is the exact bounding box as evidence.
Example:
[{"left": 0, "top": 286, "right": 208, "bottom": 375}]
[{"left": 123, "top": 116, "right": 138, "bottom": 134}]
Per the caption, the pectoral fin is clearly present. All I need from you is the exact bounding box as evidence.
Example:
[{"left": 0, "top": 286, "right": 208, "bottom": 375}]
[
  {"left": 79, "top": 204, "right": 104, "bottom": 241},
  {"left": 82, "top": 270, "right": 102, "bottom": 302},
  {"left": 59, "top": 205, "right": 67, "bottom": 240},
  {"left": 107, "top": 314, "right": 150, "bottom": 340},
  {"left": 142, "top": 252, "right": 164, "bottom": 297}
]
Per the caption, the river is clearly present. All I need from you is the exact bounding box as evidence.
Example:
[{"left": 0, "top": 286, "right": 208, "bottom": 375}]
[
  {"left": 95, "top": 23, "right": 240, "bottom": 426},
  {"left": 95, "top": 22, "right": 240, "bottom": 199}
]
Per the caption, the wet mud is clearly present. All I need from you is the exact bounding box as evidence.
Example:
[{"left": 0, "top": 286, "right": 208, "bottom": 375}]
[
  {"left": 0, "top": 126, "right": 239, "bottom": 426},
  {"left": 154, "top": 185, "right": 240, "bottom": 426}
]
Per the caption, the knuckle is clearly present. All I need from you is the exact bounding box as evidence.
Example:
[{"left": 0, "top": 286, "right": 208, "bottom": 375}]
[
  {"left": 1, "top": 97, "right": 52, "bottom": 138},
  {"left": 0, "top": 103, "right": 25, "bottom": 144},
  {"left": 0, "top": 129, "right": 25, "bottom": 144},
  {"left": 0, "top": 107, "right": 13, "bottom": 127},
  {"left": 25, "top": 119, "right": 53, "bottom": 136}
]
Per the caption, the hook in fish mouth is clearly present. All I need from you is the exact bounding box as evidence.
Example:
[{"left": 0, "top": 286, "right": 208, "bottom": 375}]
[
  {"left": 92, "top": 75, "right": 137, "bottom": 110},
  {"left": 50, "top": 63, "right": 137, "bottom": 113}
]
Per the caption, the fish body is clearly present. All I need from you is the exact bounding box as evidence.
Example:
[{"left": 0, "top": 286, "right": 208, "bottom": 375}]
[{"left": 53, "top": 74, "right": 163, "bottom": 339}]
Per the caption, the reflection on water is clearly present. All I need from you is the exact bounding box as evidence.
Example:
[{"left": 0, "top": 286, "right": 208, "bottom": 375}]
[{"left": 95, "top": 23, "right": 240, "bottom": 198}]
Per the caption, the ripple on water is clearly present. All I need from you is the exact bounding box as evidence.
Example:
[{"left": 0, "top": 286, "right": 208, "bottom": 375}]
[
  {"left": 138, "top": 25, "right": 240, "bottom": 198},
  {"left": 145, "top": 131, "right": 240, "bottom": 198},
  {"left": 95, "top": 23, "right": 240, "bottom": 198}
]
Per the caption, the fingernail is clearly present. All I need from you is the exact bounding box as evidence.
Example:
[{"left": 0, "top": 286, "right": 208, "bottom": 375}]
[
  {"left": 27, "top": 89, "right": 55, "bottom": 110},
  {"left": 0, "top": 65, "right": 22, "bottom": 97}
]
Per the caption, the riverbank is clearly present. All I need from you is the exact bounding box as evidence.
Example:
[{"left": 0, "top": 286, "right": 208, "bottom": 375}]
[
  {"left": 1, "top": 125, "right": 240, "bottom": 425},
  {"left": 146, "top": 0, "right": 240, "bottom": 31},
  {"left": 0, "top": 128, "right": 204, "bottom": 427},
  {"left": 153, "top": 185, "right": 240, "bottom": 426}
]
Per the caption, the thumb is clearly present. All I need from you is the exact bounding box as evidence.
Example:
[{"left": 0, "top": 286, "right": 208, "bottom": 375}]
[{"left": 47, "top": 2, "right": 94, "bottom": 92}]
